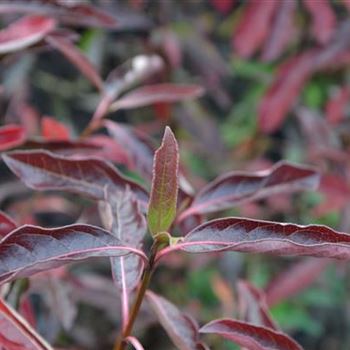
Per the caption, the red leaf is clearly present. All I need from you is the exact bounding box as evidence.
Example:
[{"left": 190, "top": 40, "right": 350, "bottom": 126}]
[
  {"left": 178, "top": 161, "right": 320, "bottom": 220},
  {"left": 0, "top": 15, "right": 56, "bottom": 54},
  {"left": 0, "top": 298, "right": 52, "bottom": 349},
  {"left": 0, "top": 224, "right": 147, "bottom": 285},
  {"left": 261, "top": 0, "right": 297, "bottom": 61},
  {"left": 158, "top": 217, "right": 350, "bottom": 260},
  {"left": 111, "top": 84, "right": 204, "bottom": 111},
  {"left": 237, "top": 281, "right": 277, "bottom": 330},
  {"left": 232, "top": 0, "right": 278, "bottom": 58},
  {"left": 2, "top": 150, "right": 149, "bottom": 207},
  {"left": 45, "top": 35, "right": 103, "bottom": 91},
  {"left": 258, "top": 51, "right": 316, "bottom": 133},
  {"left": 265, "top": 258, "right": 330, "bottom": 306},
  {"left": 303, "top": 0, "right": 336, "bottom": 44},
  {"left": 0, "top": 211, "right": 16, "bottom": 239},
  {"left": 200, "top": 319, "right": 302, "bottom": 350},
  {"left": 325, "top": 86, "right": 350, "bottom": 125},
  {"left": 148, "top": 127, "right": 179, "bottom": 235},
  {"left": 0, "top": 124, "right": 26, "bottom": 151},
  {"left": 210, "top": 0, "right": 235, "bottom": 15},
  {"left": 41, "top": 117, "right": 70, "bottom": 141},
  {"left": 146, "top": 291, "right": 202, "bottom": 350}
]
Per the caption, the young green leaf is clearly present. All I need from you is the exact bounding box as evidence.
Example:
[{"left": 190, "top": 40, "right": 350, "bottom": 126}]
[{"left": 147, "top": 127, "right": 179, "bottom": 236}]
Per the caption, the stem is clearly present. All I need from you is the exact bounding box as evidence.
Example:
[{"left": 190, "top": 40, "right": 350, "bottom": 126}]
[{"left": 113, "top": 242, "right": 159, "bottom": 350}]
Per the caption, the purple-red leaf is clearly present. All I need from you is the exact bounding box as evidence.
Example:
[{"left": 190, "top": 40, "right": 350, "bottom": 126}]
[
  {"left": 148, "top": 127, "right": 179, "bottom": 235},
  {"left": 237, "top": 281, "right": 277, "bottom": 330},
  {"left": 0, "top": 211, "right": 16, "bottom": 239},
  {"left": 111, "top": 84, "right": 204, "bottom": 111},
  {"left": 200, "top": 319, "right": 302, "bottom": 350},
  {"left": 158, "top": 217, "right": 350, "bottom": 260},
  {"left": 45, "top": 35, "right": 103, "bottom": 91},
  {"left": 232, "top": 0, "right": 278, "bottom": 58},
  {"left": 146, "top": 291, "right": 202, "bottom": 350},
  {"left": 0, "top": 298, "right": 53, "bottom": 350},
  {"left": 0, "top": 224, "right": 146, "bottom": 285},
  {"left": 2, "top": 150, "right": 149, "bottom": 206},
  {"left": 0, "top": 124, "right": 26, "bottom": 151},
  {"left": 179, "top": 161, "right": 320, "bottom": 220},
  {"left": 0, "top": 15, "right": 56, "bottom": 54},
  {"left": 41, "top": 116, "right": 70, "bottom": 141}
]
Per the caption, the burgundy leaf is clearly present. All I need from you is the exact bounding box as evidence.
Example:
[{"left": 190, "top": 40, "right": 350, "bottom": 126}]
[
  {"left": 125, "top": 336, "right": 145, "bottom": 350},
  {"left": 210, "top": 0, "right": 235, "bottom": 15},
  {"left": 146, "top": 291, "right": 201, "bottom": 350},
  {"left": 41, "top": 116, "right": 70, "bottom": 141},
  {"left": 0, "top": 211, "right": 17, "bottom": 239},
  {"left": 200, "top": 319, "right": 302, "bottom": 350},
  {"left": 0, "top": 224, "right": 147, "bottom": 285},
  {"left": 0, "top": 298, "right": 53, "bottom": 350},
  {"left": 179, "top": 161, "right": 320, "bottom": 220},
  {"left": 237, "top": 281, "right": 276, "bottom": 329},
  {"left": 303, "top": 0, "right": 336, "bottom": 44},
  {"left": 101, "top": 188, "right": 147, "bottom": 328},
  {"left": 0, "top": 124, "right": 26, "bottom": 151},
  {"left": 258, "top": 51, "right": 315, "bottom": 133},
  {"left": 261, "top": 0, "right": 297, "bottom": 61},
  {"left": 2, "top": 150, "right": 149, "bottom": 207},
  {"left": 158, "top": 217, "right": 350, "bottom": 260},
  {"left": 148, "top": 127, "right": 179, "bottom": 235},
  {"left": 105, "top": 120, "right": 155, "bottom": 179},
  {"left": 265, "top": 258, "right": 330, "bottom": 306},
  {"left": 45, "top": 35, "right": 103, "bottom": 91},
  {"left": 0, "top": 15, "right": 56, "bottom": 54},
  {"left": 111, "top": 84, "right": 204, "bottom": 111},
  {"left": 232, "top": 0, "right": 278, "bottom": 58}
]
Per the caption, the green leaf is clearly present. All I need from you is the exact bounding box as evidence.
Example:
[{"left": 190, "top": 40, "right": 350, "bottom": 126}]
[{"left": 148, "top": 127, "right": 179, "bottom": 236}]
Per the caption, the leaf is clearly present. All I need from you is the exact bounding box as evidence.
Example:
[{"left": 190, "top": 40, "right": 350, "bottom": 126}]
[
  {"left": 158, "top": 217, "right": 350, "bottom": 260},
  {"left": 325, "top": 86, "right": 350, "bottom": 125},
  {"left": 111, "top": 84, "right": 204, "bottom": 111},
  {"left": 146, "top": 291, "right": 202, "bottom": 350},
  {"left": 2, "top": 150, "right": 149, "bottom": 207},
  {"left": 303, "top": 0, "right": 336, "bottom": 44},
  {"left": 264, "top": 258, "right": 330, "bottom": 306},
  {"left": 148, "top": 127, "right": 179, "bottom": 235},
  {"left": 0, "top": 124, "right": 26, "bottom": 151},
  {"left": 41, "top": 117, "right": 70, "bottom": 141},
  {"left": 261, "top": 0, "right": 297, "bottom": 61},
  {"left": 237, "top": 281, "right": 277, "bottom": 330},
  {"left": 0, "top": 298, "right": 53, "bottom": 350},
  {"left": 125, "top": 336, "right": 145, "bottom": 350},
  {"left": 232, "top": 0, "right": 278, "bottom": 58},
  {"left": 0, "top": 15, "right": 56, "bottom": 54},
  {"left": 105, "top": 120, "right": 155, "bottom": 179},
  {"left": 45, "top": 35, "right": 103, "bottom": 91},
  {"left": 200, "top": 319, "right": 302, "bottom": 350},
  {"left": 0, "top": 224, "right": 147, "bottom": 285},
  {"left": 178, "top": 161, "right": 320, "bottom": 220},
  {"left": 210, "top": 0, "right": 235, "bottom": 15},
  {"left": 0, "top": 211, "right": 16, "bottom": 238}
]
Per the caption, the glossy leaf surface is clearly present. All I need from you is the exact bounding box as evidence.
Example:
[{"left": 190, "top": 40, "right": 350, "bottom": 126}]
[
  {"left": 2, "top": 150, "right": 149, "bottom": 206},
  {"left": 0, "top": 298, "right": 53, "bottom": 349},
  {"left": 0, "top": 224, "right": 146, "bottom": 285},
  {"left": 0, "top": 15, "right": 56, "bottom": 54},
  {"left": 200, "top": 319, "right": 302, "bottom": 350},
  {"left": 112, "top": 84, "right": 204, "bottom": 110},
  {"left": 146, "top": 291, "right": 201, "bottom": 350},
  {"left": 148, "top": 127, "right": 179, "bottom": 235},
  {"left": 159, "top": 217, "right": 350, "bottom": 260},
  {"left": 179, "top": 161, "right": 320, "bottom": 220},
  {"left": 0, "top": 124, "right": 26, "bottom": 151}
]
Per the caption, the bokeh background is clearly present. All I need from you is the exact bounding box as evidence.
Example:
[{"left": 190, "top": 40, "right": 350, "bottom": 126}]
[{"left": 1, "top": 0, "right": 350, "bottom": 349}]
